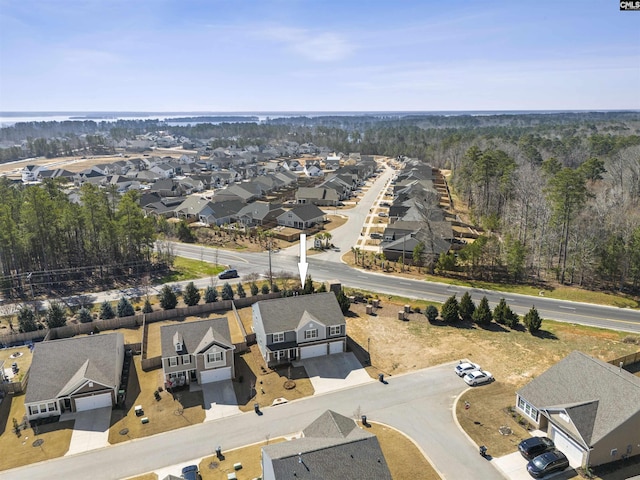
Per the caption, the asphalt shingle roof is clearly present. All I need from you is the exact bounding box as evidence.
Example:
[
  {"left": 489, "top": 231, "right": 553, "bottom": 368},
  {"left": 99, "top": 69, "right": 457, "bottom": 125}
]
[
  {"left": 517, "top": 351, "right": 640, "bottom": 446},
  {"left": 25, "top": 333, "right": 124, "bottom": 404},
  {"left": 254, "top": 292, "right": 345, "bottom": 334},
  {"left": 160, "top": 318, "right": 232, "bottom": 358},
  {"left": 263, "top": 410, "right": 392, "bottom": 480}
]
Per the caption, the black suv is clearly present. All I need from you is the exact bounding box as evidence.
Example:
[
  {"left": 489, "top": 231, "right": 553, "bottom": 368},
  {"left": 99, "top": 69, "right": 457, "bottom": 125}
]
[
  {"left": 518, "top": 436, "right": 555, "bottom": 460},
  {"left": 527, "top": 449, "right": 569, "bottom": 478}
]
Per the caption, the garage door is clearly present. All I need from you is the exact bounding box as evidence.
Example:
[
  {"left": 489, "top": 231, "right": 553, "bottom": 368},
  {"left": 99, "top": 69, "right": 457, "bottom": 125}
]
[
  {"left": 329, "top": 341, "right": 344, "bottom": 354},
  {"left": 200, "top": 367, "right": 232, "bottom": 384},
  {"left": 550, "top": 425, "right": 585, "bottom": 467},
  {"left": 300, "top": 344, "right": 327, "bottom": 359},
  {"left": 74, "top": 392, "right": 113, "bottom": 412}
]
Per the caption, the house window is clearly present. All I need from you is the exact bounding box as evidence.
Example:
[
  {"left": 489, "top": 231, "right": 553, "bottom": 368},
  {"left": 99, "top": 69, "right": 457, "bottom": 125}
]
[
  {"left": 289, "top": 348, "right": 297, "bottom": 360},
  {"left": 330, "top": 326, "right": 341, "bottom": 336},
  {"left": 182, "top": 355, "right": 191, "bottom": 365},
  {"left": 207, "top": 352, "right": 223, "bottom": 363},
  {"left": 29, "top": 405, "right": 39, "bottom": 415},
  {"left": 39, "top": 404, "right": 47, "bottom": 413},
  {"left": 274, "top": 350, "right": 286, "bottom": 360},
  {"left": 304, "top": 329, "right": 318, "bottom": 340},
  {"left": 48, "top": 402, "right": 56, "bottom": 412},
  {"left": 273, "top": 332, "right": 285, "bottom": 343},
  {"left": 168, "top": 357, "right": 178, "bottom": 367},
  {"left": 517, "top": 397, "right": 539, "bottom": 422}
]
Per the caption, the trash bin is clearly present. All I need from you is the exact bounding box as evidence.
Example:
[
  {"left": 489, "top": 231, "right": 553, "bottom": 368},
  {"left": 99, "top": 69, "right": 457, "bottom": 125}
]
[
  {"left": 254, "top": 403, "right": 260, "bottom": 414},
  {"left": 361, "top": 415, "right": 367, "bottom": 424},
  {"left": 378, "top": 373, "right": 384, "bottom": 383}
]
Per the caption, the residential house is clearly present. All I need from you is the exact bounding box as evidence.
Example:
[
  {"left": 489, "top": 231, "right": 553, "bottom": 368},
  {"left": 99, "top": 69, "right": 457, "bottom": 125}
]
[
  {"left": 277, "top": 204, "right": 325, "bottom": 230},
  {"left": 304, "top": 163, "right": 323, "bottom": 177},
  {"left": 295, "top": 187, "right": 339, "bottom": 206},
  {"left": 36, "top": 168, "right": 75, "bottom": 183},
  {"left": 160, "top": 317, "right": 235, "bottom": 388},
  {"left": 150, "top": 163, "right": 175, "bottom": 179},
  {"left": 515, "top": 351, "right": 640, "bottom": 468},
  {"left": 261, "top": 410, "right": 392, "bottom": 480},
  {"left": 175, "top": 197, "right": 244, "bottom": 226},
  {"left": 149, "top": 178, "right": 183, "bottom": 197},
  {"left": 252, "top": 292, "right": 346, "bottom": 367},
  {"left": 24, "top": 333, "right": 125, "bottom": 421},
  {"left": 235, "top": 202, "right": 285, "bottom": 227},
  {"left": 324, "top": 154, "right": 342, "bottom": 170}
]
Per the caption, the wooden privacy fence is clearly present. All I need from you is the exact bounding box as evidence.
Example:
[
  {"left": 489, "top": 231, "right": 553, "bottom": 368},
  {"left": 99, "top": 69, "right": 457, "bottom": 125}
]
[{"left": 608, "top": 351, "right": 640, "bottom": 369}]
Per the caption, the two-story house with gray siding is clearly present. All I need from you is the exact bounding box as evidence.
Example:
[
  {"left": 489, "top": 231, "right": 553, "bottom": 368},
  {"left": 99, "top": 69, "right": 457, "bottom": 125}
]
[
  {"left": 160, "top": 318, "right": 235, "bottom": 388},
  {"left": 252, "top": 292, "right": 346, "bottom": 368}
]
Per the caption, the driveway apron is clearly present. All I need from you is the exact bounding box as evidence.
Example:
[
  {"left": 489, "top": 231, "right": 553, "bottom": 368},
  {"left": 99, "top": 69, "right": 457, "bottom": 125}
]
[{"left": 64, "top": 407, "right": 111, "bottom": 456}]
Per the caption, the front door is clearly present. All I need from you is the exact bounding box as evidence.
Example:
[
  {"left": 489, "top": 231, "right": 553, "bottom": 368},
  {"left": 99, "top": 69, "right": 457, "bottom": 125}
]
[{"left": 190, "top": 370, "right": 197, "bottom": 382}]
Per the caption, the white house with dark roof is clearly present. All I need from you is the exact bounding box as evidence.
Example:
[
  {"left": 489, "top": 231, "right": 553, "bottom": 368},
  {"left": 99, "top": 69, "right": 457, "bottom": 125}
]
[
  {"left": 160, "top": 317, "right": 235, "bottom": 388},
  {"left": 261, "top": 410, "right": 392, "bottom": 480},
  {"left": 252, "top": 292, "right": 346, "bottom": 367},
  {"left": 516, "top": 351, "right": 640, "bottom": 468},
  {"left": 24, "top": 333, "right": 124, "bottom": 421},
  {"left": 276, "top": 204, "right": 325, "bottom": 230}
]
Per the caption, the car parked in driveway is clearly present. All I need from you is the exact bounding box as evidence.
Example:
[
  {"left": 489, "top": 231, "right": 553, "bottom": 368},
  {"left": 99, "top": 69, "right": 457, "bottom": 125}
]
[
  {"left": 463, "top": 370, "right": 493, "bottom": 386},
  {"left": 526, "top": 449, "right": 569, "bottom": 478},
  {"left": 378, "top": 212, "right": 388, "bottom": 217},
  {"left": 370, "top": 232, "right": 383, "bottom": 239},
  {"left": 181, "top": 465, "right": 201, "bottom": 480},
  {"left": 518, "top": 436, "right": 555, "bottom": 460},
  {"left": 455, "top": 361, "right": 480, "bottom": 377},
  {"left": 218, "top": 268, "right": 239, "bottom": 279}
]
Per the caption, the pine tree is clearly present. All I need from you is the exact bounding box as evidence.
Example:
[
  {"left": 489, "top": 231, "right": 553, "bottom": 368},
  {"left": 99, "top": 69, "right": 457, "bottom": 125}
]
[
  {"left": 441, "top": 295, "right": 459, "bottom": 322},
  {"left": 45, "top": 301, "right": 67, "bottom": 328},
  {"left": 493, "top": 298, "right": 508, "bottom": 325},
  {"left": 183, "top": 281, "right": 201, "bottom": 306},
  {"left": 425, "top": 305, "right": 439, "bottom": 322},
  {"left": 117, "top": 296, "right": 135, "bottom": 317},
  {"left": 236, "top": 283, "right": 246, "bottom": 298},
  {"left": 221, "top": 282, "right": 234, "bottom": 300},
  {"left": 100, "top": 300, "right": 115, "bottom": 320},
  {"left": 302, "top": 275, "right": 314, "bottom": 295},
  {"left": 17, "top": 305, "right": 38, "bottom": 332},
  {"left": 336, "top": 290, "right": 351, "bottom": 314},
  {"left": 317, "top": 283, "right": 327, "bottom": 292},
  {"left": 159, "top": 285, "right": 178, "bottom": 310},
  {"left": 459, "top": 292, "right": 475, "bottom": 322},
  {"left": 272, "top": 282, "right": 280, "bottom": 293},
  {"left": 472, "top": 296, "right": 492, "bottom": 325},
  {"left": 250, "top": 282, "right": 259, "bottom": 296},
  {"left": 261, "top": 283, "right": 270, "bottom": 294},
  {"left": 204, "top": 285, "right": 218, "bottom": 303},
  {"left": 523, "top": 306, "right": 543, "bottom": 333},
  {"left": 504, "top": 307, "right": 520, "bottom": 329},
  {"left": 142, "top": 298, "right": 153, "bottom": 313},
  {"left": 78, "top": 307, "right": 93, "bottom": 323}
]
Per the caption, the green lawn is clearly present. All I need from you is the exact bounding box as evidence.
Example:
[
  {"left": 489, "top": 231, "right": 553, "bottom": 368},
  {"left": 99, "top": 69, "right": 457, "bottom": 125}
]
[{"left": 160, "top": 257, "right": 225, "bottom": 283}]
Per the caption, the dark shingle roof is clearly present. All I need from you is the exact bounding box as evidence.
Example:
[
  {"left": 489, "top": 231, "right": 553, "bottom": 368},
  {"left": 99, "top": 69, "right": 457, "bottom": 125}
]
[
  {"left": 286, "top": 204, "right": 325, "bottom": 221},
  {"left": 160, "top": 318, "right": 232, "bottom": 358},
  {"left": 263, "top": 410, "right": 392, "bottom": 480},
  {"left": 517, "top": 351, "right": 640, "bottom": 445},
  {"left": 25, "top": 333, "right": 124, "bottom": 404},
  {"left": 254, "top": 292, "right": 345, "bottom": 334}
]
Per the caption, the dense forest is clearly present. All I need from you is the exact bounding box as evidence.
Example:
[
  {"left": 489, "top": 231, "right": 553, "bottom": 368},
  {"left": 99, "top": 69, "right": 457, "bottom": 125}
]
[
  {"left": 1, "top": 112, "right": 639, "bottom": 294},
  {"left": 0, "top": 179, "right": 157, "bottom": 299}
]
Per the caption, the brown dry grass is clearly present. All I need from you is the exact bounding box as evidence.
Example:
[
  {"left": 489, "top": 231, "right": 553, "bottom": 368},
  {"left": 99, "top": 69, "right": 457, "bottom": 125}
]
[
  {"left": 199, "top": 438, "right": 285, "bottom": 480},
  {"left": 108, "top": 356, "right": 205, "bottom": 444},
  {"left": 364, "top": 421, "right": 441, "bottom": 480},
  {"left": 0, "top": 393, "right": 73, "bottom": 470},
  {"left": 232, "top": 345, "right": 314, "bottom": 412}
]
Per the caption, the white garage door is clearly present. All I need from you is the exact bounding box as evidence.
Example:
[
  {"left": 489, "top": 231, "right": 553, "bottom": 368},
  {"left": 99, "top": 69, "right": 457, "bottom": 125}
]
[
  {"left": 329, "top": 341, "right": 344, "bottom": 354},
  {"left": 300, "top": 344, "right": 327, "bottom": 359},
  {"left": 550, "top": 425, "right": 585, "bottom": 467},
  {"left": 74, "top": 392, "right": 112, "bottom": 412},
  {"left": 200, "top": 367, "right": 232, "bottom": 384}
]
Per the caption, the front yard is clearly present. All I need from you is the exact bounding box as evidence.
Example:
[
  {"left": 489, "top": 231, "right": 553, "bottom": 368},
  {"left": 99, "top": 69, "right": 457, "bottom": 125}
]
[{"left": 108, "top": 355, "right": 205, "bottom": 444}]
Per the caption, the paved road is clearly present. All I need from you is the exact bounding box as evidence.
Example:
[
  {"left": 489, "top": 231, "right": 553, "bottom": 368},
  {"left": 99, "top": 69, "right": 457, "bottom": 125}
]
[{"left": 2, "top": 363, "right": 502, "bottom": 480}]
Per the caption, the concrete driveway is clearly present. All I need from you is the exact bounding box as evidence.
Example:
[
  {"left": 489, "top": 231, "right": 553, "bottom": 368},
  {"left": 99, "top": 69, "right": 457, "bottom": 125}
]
[
  {"left": 198, "top": 380, "right": 241, "bottom": 421},
  {"left": 296, "top": 352, "right": 373, "bottom": 395},
  {"left": 494, "top": 451, "right": 578, "bottom": 480},
  {"left": 64, "top": 407, "right": 111, "bottom": 456}
]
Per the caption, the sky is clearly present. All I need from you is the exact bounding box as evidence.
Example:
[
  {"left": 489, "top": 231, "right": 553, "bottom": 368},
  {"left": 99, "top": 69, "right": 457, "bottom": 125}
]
[{"left": 0, "top": 0, "right": 639, "bottom": 112}]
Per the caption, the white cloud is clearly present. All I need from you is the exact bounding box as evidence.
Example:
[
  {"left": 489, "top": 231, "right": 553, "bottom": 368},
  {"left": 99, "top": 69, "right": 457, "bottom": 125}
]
[{"left": 262, "top": 26, "right": 355, "bottom": 62}]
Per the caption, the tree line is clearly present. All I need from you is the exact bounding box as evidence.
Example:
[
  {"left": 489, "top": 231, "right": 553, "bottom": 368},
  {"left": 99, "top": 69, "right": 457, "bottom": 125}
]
[{"left": 0, "top": 178, "right": 157, "bottom": 298}]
